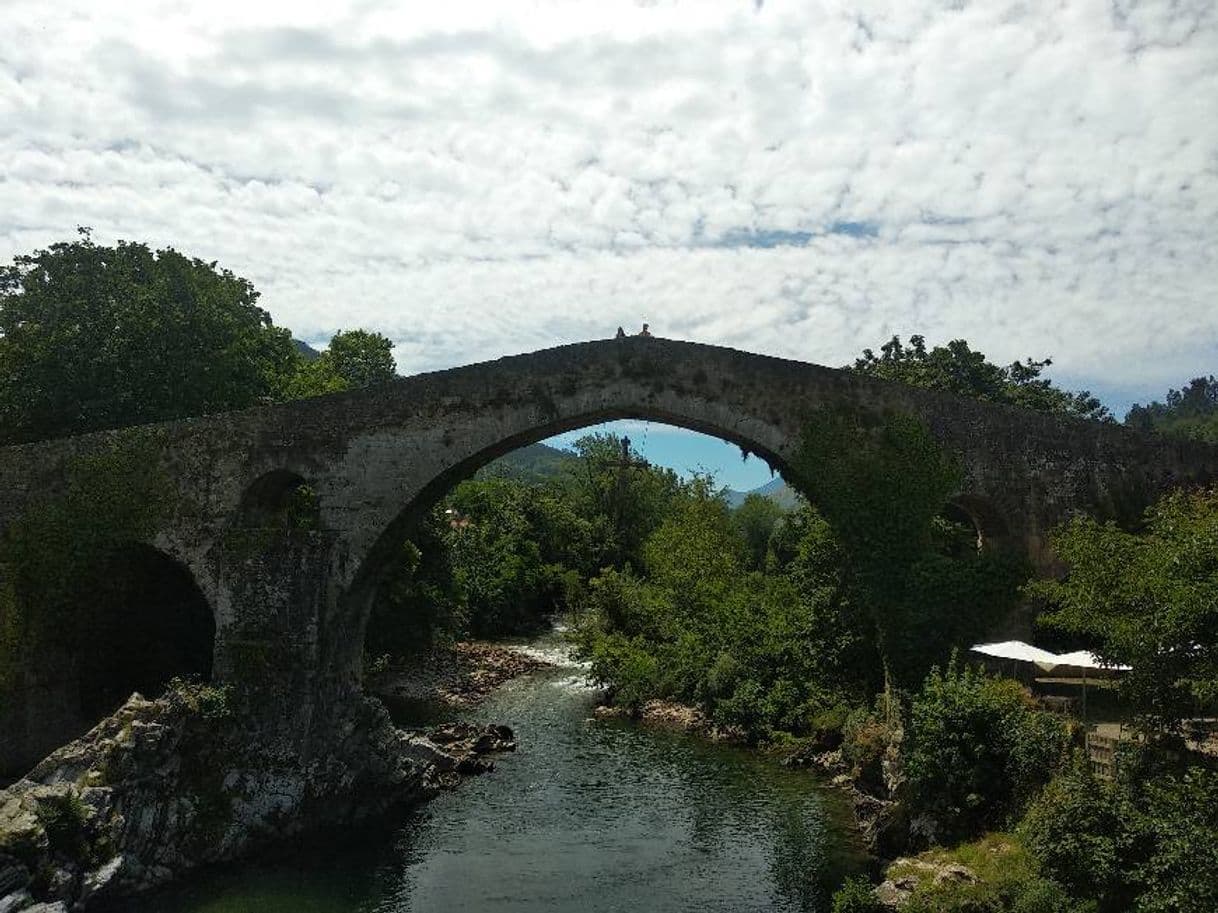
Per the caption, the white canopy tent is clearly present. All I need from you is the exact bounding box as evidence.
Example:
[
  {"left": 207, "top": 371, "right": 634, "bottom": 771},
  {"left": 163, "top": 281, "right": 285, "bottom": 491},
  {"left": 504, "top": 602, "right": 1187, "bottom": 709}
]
[
  {"left": 969, "top": 641, "right": 1063, "bottom": 672},
  {"left": 969, "top": 642, "right": 1132, "bottom": 721},
  {"left": 1052, "top": 650, "right": 1132, "bottom": 673}
]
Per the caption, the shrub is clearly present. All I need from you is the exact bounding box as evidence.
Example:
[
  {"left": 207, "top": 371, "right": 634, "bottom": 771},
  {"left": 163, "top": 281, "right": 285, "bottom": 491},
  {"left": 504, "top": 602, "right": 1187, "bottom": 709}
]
[
  {"left": 906, "top": 660, "right": 1068, "bottom": 840},
  {"left": 842, "top": 705, "right": 900, "bottom": 794},
  {"left": 1017, "top": 760, "right": 1132, "bottom": 909},
  {"left": 831, "top": 876, "right": 883, "bottom": 913},
  {"left": 1020, "top": 757, "right": 1218, "bottom": 913},
  {"left": 1130, "top": 766, "right": 1218, "bottom": 913}
]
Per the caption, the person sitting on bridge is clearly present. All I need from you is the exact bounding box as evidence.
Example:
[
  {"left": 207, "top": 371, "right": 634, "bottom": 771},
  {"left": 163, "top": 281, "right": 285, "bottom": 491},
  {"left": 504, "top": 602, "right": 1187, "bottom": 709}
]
[
  {"left": 615, "top": 326, "right": 626, "bottom": 338},
  {"left": 639, "top": 323, "right": 652, "bottom": 337}
]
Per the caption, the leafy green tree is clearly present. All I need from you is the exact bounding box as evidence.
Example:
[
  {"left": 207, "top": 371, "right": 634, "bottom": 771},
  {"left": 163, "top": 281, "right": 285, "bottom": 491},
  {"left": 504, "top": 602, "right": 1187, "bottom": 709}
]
[
  {"left": 364, "top": 513, "right": 465, "bottom": 659},
  {"left": 0, "top": 230, "right": 297, "bottom": 443},
  {"left": 280, "top": 329, "right": 396, "bottom": 399},
  {"left": 326, "top": 329, "right": 396, "bottom": 388},
  {"left": 732, "top": 492, "right": 786, "bottom": 570},
  {"left": 1029, "top": 487, "right": 1218, "bottom": 733},
  {"left": 443, "top": 477, "right": 569, "bottom": 636},
  {"left": 1126, "top": 376, "right": 1218, "bottom": 443},
  {"left": 576, "top": 479, "right": 873, "bottom": 738},
  {"left": 790, "top": 409, "right": 1024, "bottom": 688},
  {"left": 1020, "top": 759, "right": 1218, "bottom": 913},
  {"left": 849, "top": 335, "right": 1110, "bottom": 421},
  {"left": 560, "top": 433, "right": 683, "bottom": 570}
]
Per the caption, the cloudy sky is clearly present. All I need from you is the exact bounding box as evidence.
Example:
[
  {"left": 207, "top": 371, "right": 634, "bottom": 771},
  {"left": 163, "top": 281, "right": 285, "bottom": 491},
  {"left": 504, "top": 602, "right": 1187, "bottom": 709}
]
[{"left": 2, "top": 0, "right": 1216, "bottom": 442}]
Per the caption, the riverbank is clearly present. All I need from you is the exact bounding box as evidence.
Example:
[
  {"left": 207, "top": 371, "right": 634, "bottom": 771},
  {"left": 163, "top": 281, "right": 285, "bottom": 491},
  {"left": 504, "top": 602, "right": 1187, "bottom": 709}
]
[
  {"left": 0, "top": 679, "right": 519, "bottom": 912},
  {"left": 591, "top": 694, "right": 903, "bottom": 861}
]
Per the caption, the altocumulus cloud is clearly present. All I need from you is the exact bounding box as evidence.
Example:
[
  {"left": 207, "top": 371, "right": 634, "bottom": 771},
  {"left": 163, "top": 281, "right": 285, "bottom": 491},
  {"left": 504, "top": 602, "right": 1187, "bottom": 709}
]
[{"left": 1, "top": 0, "right": 1216, "bottom": 407}]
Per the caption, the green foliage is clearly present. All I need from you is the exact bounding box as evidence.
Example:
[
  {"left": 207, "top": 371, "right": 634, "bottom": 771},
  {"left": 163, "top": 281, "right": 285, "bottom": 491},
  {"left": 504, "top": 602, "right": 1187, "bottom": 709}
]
[
  {"left": 890, "top": 834, "right": 1094, "bottom": 913},
  {"left": 0, "top": 434, "right": 171, "bottom": 698},
  {"left": 0, "top": 229, "right": 298, "bottom": 443},
  {"left": 831, "top": 876, "right": 883, "bottom": 913},
  {"left": 1126, "top": 376, "right": 1218, "bottom": 443},
  {"left": 34, "top": 790, "right": 92, "bottom": 864},
  {"left": 325, "top": 329, "right": 396, "bottom": 388},
  {"left": 1029, "top": 487, "right": 1218, "bottom": 732},
  {"left": 1020, "top": 758, "right": 1218, "bottom": 913},
  {"left": 366, "top": 514, "right": 465, "bottom": 657},
  {"left": 445, "top": 477, "right": 571, "bottom": 636},
  {"left": 732, "top": 492, "right": 786, "bottom": 570},
  {"left": 576, "top": 479, "right": 872, "bottom": 740},
  {"left": 841, "top": 698, "right": 902, "bottom": 793},
  {"left": 905, "top": 660, "right": 1069, "bottom": 840},
  {"left": 1018, "top": 761, "right": 1136, "bottom": 910},
  {"left": 790, "top": 409, "right": 1025, "bottom": 688},
  {"left": 561, "top": 432, "right": 683, "bottom": 570},
  {"left": 169, "top": 678, "right": 234, "bottom": 720},
  {"left": 280, "top": 329, "right": 396, "bottom": 399},
  {"left": 849, "top": 335, "right": 1110, "bottom": 421}
]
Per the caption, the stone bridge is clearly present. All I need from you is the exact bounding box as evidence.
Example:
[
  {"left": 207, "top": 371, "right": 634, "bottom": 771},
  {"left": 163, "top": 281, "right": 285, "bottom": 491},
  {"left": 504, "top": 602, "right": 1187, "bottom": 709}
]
[{"left": 2, "top": 336, "right": 1217, "bottom": 776}]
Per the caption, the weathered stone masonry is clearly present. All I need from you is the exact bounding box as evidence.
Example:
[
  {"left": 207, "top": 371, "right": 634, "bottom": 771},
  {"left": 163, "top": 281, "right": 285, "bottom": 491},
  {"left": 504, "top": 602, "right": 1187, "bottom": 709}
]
[{"left": 2, "top": 336, "right": 1217, "bottom": 777}]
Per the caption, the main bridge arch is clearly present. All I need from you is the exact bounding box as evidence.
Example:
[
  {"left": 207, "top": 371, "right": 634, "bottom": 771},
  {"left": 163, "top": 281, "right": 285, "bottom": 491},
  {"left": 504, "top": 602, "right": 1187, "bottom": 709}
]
[{"left": 2, "top": 336, "right": 1217, "bottom": 773}]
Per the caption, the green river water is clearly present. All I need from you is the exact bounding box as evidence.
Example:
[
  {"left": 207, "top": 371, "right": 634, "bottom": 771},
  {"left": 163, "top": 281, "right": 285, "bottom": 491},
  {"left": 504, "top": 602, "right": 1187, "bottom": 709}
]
[{"left": 130, "top": 635, "right": 868, "bottom": 912}]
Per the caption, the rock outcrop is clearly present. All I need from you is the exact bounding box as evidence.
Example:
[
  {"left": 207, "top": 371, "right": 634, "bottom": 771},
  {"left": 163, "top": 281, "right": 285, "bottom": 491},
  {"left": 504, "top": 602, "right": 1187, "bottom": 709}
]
[
  {"left": 368, "top": 641, "right": 552, "bottom": 711},
  {"left": 0, "top": 685, "right": 513, "bottom": 911}
]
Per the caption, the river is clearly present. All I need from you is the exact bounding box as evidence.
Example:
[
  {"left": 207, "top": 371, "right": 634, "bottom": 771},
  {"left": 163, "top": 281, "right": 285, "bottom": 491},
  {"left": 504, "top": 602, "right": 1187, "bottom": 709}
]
[{"left": 132, "top": 633, "right": 868, "bottom": 912}]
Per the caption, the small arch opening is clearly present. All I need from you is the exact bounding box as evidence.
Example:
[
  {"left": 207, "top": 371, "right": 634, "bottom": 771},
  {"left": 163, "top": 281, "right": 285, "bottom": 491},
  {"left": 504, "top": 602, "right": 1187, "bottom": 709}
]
[
  {"left": 75, "top": 544, "right": 215, "bottom": 720},
  {"left": 238, "top": 469, "right": 320, "bottom": 530}
]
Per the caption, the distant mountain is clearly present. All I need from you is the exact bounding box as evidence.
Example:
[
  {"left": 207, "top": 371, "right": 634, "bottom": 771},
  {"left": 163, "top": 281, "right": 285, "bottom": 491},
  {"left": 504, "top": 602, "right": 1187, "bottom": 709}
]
[
  {"left": 293, "top": 339, "right": 322, "bottom": 361},
  {"left": 724, "top": 475, "right": 800, "bottom": 510},
  {"left": 478, "top": 442, "right": 578, "bottom": 483}
]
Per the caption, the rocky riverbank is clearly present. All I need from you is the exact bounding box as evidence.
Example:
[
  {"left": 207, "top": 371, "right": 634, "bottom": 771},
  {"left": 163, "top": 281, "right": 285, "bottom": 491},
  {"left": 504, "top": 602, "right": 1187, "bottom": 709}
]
[
  {"left": 592, "top": 699, "right": 746, "bottom": 743},
  {"left": 367, "top": 641, "right": 555, "bottom": 711},
  {"left": 593, "top": 695, "right": 905, "bottom": 860},
  {"left": 0, "top": 682, "right": 517, "bottom": 913}
]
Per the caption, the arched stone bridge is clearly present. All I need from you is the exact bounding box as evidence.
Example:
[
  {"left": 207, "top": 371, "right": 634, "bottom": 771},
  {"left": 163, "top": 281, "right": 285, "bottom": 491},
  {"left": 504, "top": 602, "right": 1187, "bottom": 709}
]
[{"left": 2, "top": 336, "right": 1216, "bottom": 774}]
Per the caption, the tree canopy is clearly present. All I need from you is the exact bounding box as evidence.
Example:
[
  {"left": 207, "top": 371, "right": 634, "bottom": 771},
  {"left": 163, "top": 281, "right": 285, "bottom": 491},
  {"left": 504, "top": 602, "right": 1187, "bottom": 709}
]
[
  {"left": 0, "top": 230, "right": 298, "bottom": 443},
  {"left": 0, "top": 232, "right": 400, "bottom": 442},
  {"left": 1125, "top": 376, "right": 1218, "bottom": 444},
  {"left": 849, "top": 335, "right": 1110, "bottom": 422},
  {"left": 1030, "top": 487, "right": 1218, "bottom": 733},
  {"left": 279, "top": 329, "right": 397, "bottom": 399}
]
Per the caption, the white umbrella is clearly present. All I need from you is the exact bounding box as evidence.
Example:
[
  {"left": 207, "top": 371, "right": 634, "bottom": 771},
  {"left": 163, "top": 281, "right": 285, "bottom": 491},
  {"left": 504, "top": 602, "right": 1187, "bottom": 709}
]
[
  {"left": 970, "top": 641, "right": 1063, "bottom": 673},
  {"left": 1047, "top": 651, "right": 1130, "bottom": 723},
  {"left": 1052, "top": 650, "right": 1131, "bottom": 673}
]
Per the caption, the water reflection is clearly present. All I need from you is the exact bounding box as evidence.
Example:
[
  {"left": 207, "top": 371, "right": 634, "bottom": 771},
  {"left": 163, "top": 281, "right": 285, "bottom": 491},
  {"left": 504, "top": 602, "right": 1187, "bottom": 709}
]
[{"left": 128, "top": 644, "right": 865, "bottom": 913}]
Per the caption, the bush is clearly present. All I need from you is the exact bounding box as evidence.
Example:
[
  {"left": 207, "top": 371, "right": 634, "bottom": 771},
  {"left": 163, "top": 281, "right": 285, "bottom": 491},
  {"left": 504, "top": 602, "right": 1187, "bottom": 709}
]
[
  {"left": 1017, "top": 760, "right": 1132, "bottom": 909},
  {"left": 1020, "top": 757, "right": 1218, "bottom": 913},
  {"left": 905, "top": 660, "right": 1068, "bottom": 840},
  {"left": 842, "top": 702, "right": 901, "bottom": 794},
  {"left": 831, "top": 876, "right": 883, "bottom": 913}
]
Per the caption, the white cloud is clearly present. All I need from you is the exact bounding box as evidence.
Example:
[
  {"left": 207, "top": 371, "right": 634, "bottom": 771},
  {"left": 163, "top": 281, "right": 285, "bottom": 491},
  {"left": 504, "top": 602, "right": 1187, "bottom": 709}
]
[{"left": 1, "top": 0, "right": 1216, "bottom": 411}]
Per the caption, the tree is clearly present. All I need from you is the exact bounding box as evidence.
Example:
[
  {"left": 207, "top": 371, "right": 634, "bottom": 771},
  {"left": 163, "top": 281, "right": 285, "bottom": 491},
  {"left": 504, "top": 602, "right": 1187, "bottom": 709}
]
[
  {"left": 0, "top": 230, "right": 297, "bottom": 443},
  {"left": 280, "top": 329, "right": 396, "bottom": 399},
  {"left": 1126, "top": 376, "right": 1218, "bottom": 443},
  {"left": 560, "top": 433, "right": 682, "bottom": 570},
  {"left": 326, "top": 329, "right": 396, "bottom": 388},
  {"left": 790, "top": 409, "right": 1024, "bottom": 688},
  {"left": 849, "top": 335, "right": 1110, "bottom": 422},
  {"left": 732, "top": 492, "right": 786, "bottom": 570},
  {"left": 1029, "top": 487, "right": 1218, "bottom": 733}
]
